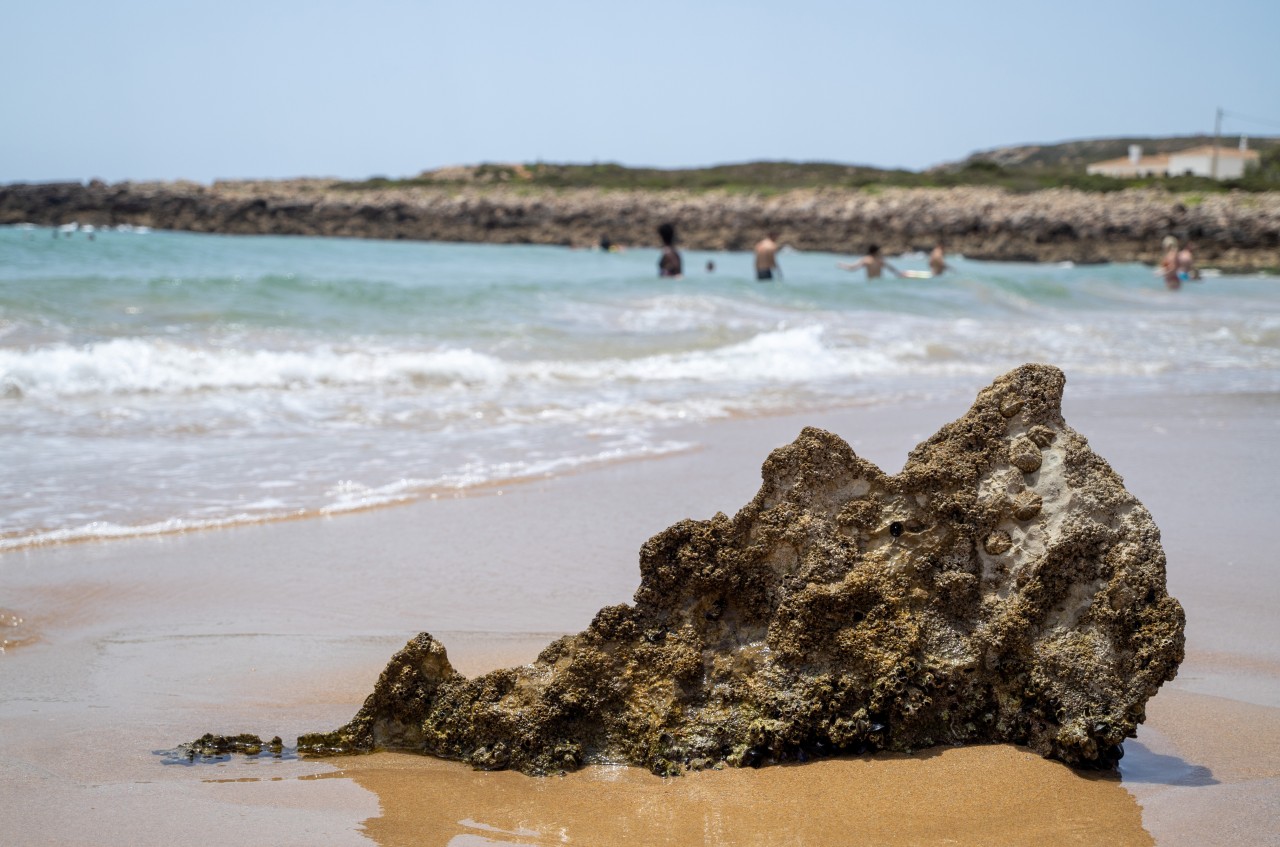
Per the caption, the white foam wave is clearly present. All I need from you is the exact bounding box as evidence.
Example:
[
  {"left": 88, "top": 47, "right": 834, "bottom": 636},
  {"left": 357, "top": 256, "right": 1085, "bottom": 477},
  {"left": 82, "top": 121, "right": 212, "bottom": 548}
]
[
  {"left": 320, "top": 439, "right": 693, "bottom": 513},
  {"left": 0, "top": 328, "right": 852, "bottom": 399},
  {"left": 0, "top": 438, "right": 695, "bottom": 552},
  {"left": 611, "top": 325, "right": 892, "bottom": 382},
  {"left": 0, "top": 338, "right": 509, "bottom": 398},
  {"left": 0, "top": 514, "right": 290, "bottom": 552},
  {"left": 580, "top": 294, "right": 781, "bottom": 334},
  {"left": 4, "top": 316, "right": 1276, "bottom": 404}
]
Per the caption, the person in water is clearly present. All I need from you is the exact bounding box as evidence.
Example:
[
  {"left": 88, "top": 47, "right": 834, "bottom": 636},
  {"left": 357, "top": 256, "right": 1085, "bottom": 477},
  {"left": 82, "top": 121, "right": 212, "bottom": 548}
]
[
  {"left": 657, "top": 223, "right": 682, "bottom": 278},
  {"left": 929, "top": 243, "right": 952, "bottom": 276},
  {"left": 754, "top": 232, "right": 783, "bottom": 280},
  {"left": 838, "top": 245, "right": 903, "bottom": 279},
  {"left": 1159, "top": 236, "right": 1181, "bottom": 290},
  {"left": 1176, "top": 241, "right": 1199, "bottom": 283}
]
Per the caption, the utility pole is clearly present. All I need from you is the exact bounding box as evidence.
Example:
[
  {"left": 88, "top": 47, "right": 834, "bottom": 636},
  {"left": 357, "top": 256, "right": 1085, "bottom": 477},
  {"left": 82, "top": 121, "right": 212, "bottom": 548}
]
[{"left": 1212, "top": 106, "right": 1223, "bottom": 180}]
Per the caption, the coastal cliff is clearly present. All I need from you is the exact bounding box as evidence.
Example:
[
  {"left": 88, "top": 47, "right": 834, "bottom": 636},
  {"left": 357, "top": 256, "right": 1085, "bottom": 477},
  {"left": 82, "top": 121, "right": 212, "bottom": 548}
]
[{"left": 3, "top": 179, "right": 1278, "bottom": 269}]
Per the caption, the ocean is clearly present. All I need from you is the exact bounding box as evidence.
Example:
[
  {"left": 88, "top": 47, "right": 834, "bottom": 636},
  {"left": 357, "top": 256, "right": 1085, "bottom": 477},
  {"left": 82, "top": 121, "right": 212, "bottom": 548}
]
[{"left": 3, "top": 224, "right": 1278, "bottom": 551}]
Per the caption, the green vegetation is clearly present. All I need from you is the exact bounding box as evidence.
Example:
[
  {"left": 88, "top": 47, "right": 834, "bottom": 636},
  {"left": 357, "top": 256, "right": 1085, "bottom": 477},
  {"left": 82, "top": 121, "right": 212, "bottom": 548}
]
[
  {"left": 337, "top": 161, "right": 924, "bottom": 193},
  {"left": 333, "top": 136, "right": 1280, "bottom": 195},
  {"left": 1252, "top": 144, "right": 1280, "bottom": 182}
]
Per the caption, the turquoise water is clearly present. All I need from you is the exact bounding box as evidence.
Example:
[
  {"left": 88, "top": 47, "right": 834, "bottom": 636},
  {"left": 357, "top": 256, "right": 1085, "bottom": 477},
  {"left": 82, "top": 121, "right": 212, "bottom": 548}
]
[{"left": 3, "top": 224, "right": 1279, "bottom": 549}]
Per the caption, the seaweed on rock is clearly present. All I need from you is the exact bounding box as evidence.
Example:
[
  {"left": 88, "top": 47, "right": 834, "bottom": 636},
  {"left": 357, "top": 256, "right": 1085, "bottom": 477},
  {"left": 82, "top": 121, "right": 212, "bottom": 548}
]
[{"left": 298, "top": 364, "right": 1185, "bottom": 774}]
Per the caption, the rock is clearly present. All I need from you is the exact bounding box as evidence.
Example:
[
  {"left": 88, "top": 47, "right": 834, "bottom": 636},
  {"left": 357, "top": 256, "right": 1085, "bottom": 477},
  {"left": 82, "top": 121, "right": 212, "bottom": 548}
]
[
  {"left": 296, "top": 363, "right": 1185, "bottom": 774},
  {"left": 2, "top": 181, "right": 1278, "bottom": 270},
  {"left": 178, "top": 732, "right": 282, "bottom": 760}
]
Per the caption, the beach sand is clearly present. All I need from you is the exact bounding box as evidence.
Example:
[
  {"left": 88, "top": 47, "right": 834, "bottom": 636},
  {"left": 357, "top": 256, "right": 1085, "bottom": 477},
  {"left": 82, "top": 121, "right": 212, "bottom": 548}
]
[{"left": 1, "top": 391, "right": 1278, "bottom": 846}]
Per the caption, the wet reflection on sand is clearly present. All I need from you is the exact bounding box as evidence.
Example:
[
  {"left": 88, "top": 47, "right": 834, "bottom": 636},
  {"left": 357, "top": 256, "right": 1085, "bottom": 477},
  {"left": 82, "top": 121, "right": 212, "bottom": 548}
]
[
  {"left": 0, "top": 607, "right": 37, "bottom": 652},
  {"left": 1121, "top": 741, "right": 1218, "bottom": 788},
  {"left": 307, "top": 744, "right": 1152, "bottom": 847}
]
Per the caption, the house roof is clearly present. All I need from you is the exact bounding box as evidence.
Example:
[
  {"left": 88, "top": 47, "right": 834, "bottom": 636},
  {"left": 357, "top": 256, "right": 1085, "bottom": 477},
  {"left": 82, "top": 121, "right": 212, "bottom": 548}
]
[
  {"left": 1090, "top": 146, "right": 1259, "bottom": 168},
  {"left": 1168, "top": 145, "right": 1260, "bottom": 160},
  {"left": 1088, "top": 154, "right": 1172, "bottom": 169}
]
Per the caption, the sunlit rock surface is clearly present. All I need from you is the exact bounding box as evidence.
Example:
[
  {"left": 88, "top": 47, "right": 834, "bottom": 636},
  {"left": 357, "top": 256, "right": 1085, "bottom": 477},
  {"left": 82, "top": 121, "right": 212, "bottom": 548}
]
[{"left": 299, "top": 364, "right": 1185, "bottom": 774}]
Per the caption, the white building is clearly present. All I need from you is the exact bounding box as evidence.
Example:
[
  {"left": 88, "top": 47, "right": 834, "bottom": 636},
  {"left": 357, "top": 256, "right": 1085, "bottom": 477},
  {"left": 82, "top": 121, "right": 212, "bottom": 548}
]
[
  {"left": 1087, "top": 140, "right": 1260, "bottom": 180},
  {"left": 1167, "top": 144, "right": 1259, "bottom": 179}
]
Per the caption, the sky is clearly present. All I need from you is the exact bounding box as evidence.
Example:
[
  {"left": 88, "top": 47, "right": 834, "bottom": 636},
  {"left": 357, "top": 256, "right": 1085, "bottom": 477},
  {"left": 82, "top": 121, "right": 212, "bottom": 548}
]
[{"left": 4, "top": 0, "right": 1278, "bottom": 183}]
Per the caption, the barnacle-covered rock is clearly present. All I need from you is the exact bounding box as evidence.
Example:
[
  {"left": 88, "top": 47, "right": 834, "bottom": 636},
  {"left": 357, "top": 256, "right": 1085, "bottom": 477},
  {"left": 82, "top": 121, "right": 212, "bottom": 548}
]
[
  {"left": 177, "top": 733, "right": 283, "bottom": 761},
  {"left": 298, "top": 364, "right": 1184, "bottom": 774}
]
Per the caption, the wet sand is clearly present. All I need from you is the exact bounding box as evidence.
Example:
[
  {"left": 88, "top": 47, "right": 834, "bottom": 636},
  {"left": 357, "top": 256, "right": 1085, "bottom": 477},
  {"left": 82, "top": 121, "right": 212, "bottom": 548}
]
[
  {"left": 1, "top": 391, "right": 1278, "bottom": 845},
  {"left": 330, "top": 746, "right": 1151, "bottom": 847}
]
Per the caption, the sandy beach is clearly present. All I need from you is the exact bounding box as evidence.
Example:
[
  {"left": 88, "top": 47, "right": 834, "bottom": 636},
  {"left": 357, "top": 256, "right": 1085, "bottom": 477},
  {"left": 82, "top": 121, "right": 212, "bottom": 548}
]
[{"left": 1, "top": 388, "right": 1277, "bottom": 845}]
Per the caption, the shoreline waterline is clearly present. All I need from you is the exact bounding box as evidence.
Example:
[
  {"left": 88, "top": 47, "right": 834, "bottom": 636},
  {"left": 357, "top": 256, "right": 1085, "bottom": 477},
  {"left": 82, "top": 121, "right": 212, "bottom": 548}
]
[{"left": 0, "top": 438, "right": 703, "bottom": 554}]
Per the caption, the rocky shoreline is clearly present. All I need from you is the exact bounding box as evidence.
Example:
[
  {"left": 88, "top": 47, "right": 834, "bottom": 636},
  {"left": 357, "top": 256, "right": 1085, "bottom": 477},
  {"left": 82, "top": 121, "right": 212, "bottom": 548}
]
[{"left": 3, "top": 179, "right": 1279, "bottom": 270}]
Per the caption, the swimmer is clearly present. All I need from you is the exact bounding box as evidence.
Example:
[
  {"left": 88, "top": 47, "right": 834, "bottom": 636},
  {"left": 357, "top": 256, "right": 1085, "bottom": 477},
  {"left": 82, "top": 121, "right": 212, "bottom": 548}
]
[
  {"left": 837, "top": 245, "right": 903, "bottom": 279},
  {"left": 1159, "top": 236, "right": 1181, "bottom": 290},
  {"left": 929, "top": 243, "right": 952, "bottom": 276},
  {"left": 754, "top": 232, "right": 783, "bottom": 281},
  {"left": 657, "top": 223, "right": 683, "bottom": 278},
  {"left": 1176, "top": 241, "right": 1200, "bottom": 283}
]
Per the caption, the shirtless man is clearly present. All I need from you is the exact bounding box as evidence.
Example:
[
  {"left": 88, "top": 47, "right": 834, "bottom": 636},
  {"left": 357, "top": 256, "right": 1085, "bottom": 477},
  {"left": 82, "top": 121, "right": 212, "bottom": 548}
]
[
  {"left": 754, "top": 232, "right": 783, "bottom": 281},
  {"left": 929, "top": 243, "right": 952, "bottom": 276},
  {"left": 837, "top": 245, "right": 903, "bottom": 279}
]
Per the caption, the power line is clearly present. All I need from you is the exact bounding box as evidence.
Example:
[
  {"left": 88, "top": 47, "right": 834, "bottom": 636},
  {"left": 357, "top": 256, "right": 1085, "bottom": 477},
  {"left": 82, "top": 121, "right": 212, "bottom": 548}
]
[{"left": 1222, "top": 110, "right": 1280, "bottom": 132}]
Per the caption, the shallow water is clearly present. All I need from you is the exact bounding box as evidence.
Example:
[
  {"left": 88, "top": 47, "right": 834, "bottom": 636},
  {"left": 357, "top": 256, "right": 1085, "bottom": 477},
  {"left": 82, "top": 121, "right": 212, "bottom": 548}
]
[{"left": 3, "top": 225, "right": 1278, "bottom": 548}]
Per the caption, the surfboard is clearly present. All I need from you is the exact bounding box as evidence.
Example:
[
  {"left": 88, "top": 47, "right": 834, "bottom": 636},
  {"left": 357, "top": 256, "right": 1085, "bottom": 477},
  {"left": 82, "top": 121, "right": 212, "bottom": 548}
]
[{"left": 902, "top": 270, "right": 934, "bottom": 280}]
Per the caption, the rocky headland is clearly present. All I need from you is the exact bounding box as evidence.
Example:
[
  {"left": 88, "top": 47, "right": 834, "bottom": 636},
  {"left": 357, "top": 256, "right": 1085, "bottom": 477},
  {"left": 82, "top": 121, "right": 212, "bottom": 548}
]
[
  {"left": 293, "top": 364, "right": 1185, "bottom": 775},
  {"left": 4, "top": 179, "right": 1279, "bottom": 269}
]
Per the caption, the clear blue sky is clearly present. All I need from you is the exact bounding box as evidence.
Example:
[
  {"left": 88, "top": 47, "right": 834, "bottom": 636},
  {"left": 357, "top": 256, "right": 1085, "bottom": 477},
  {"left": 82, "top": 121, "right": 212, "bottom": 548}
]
[{"left": 4, "top": 0, "right": 1278, "bottom": 183}]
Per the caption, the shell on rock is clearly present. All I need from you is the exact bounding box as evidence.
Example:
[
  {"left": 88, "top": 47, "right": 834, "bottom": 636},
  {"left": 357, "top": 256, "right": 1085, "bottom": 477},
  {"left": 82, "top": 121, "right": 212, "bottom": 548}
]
[
  {"left": 1028, "top": 425, "right": 1057, "bottom": 448},
  {"left": 1011, "top": 490, "right": 1044, "bottom": 521},
  {"left": 999, "top": 396, "right": 1025, "bottom": 418},
  {"left": 1008, "top": 436, "right": 1043, "bottom": 473},
  {"left": 984, "top": 530, "right": 1013, "bottom": 555}
]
